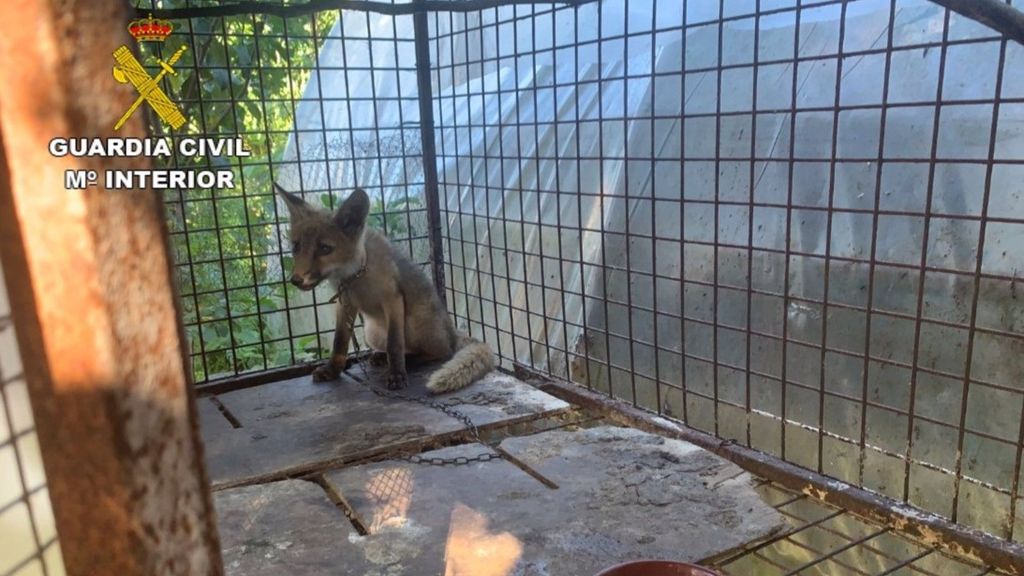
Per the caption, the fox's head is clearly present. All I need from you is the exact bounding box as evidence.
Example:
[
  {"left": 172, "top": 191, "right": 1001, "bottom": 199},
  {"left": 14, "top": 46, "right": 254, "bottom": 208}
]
[{"left": 276, "top": 184, "right": 370, "bottom": 291}]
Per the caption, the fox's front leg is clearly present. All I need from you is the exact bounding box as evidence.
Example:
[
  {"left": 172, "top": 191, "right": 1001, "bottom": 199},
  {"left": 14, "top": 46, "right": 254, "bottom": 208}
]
[
  {"left": 384, "top": 296, "right": 407, "bottom": 390},
  {"left": 313, "top": 301, "right": 356, "bottom": 382}
]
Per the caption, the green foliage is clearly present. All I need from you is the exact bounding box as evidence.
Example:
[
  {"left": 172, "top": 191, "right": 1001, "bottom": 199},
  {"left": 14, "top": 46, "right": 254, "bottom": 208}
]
[
  {"left": 142, "top": 4, "right": 430, "bottom": 383},
  {"left": 147, "top": 5, "right": 339, "bottom": 381},
  {"left": 369, "top": 195, "right": 424, "bottom": 238}
]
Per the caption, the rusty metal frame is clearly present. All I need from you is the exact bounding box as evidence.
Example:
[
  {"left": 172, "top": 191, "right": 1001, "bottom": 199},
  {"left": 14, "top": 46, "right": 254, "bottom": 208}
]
[
  {"left": 138, "top": 0, "right": 598, "bottom": 19},
  {"left": 414, "top": 1, "right": 448, "bottom": 304},
  {"left": 707, "top": 480, "right": 1000, "bottom": 576},
  {"left": 132, "top": 0, "right": 1024, "bottom": 51},
  {"left": 0, "top": 1, "right": 222, "bottom": 574},
  {"left": 930, "top": 0, "right": 1024, "bottom": 46}
]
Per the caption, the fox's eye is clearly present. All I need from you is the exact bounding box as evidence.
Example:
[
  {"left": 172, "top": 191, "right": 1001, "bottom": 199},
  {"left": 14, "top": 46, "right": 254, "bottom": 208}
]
[
  {"left": 291, "top": 241, "right": 300, "bottom": 254},
  {"left": 315, "top": 243, "right": 334, "bottom": 256}
]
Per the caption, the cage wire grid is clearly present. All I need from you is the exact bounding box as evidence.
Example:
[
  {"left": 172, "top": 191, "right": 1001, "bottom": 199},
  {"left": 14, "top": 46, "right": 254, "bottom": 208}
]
[
  {"left": 710, "top": 479, "right": 1009, "bottom": 576},
  {"left": 0, "top": 260, "right": 63, "bottom": 576},
  {"left": 145, "top": 0, "right": 431, "bottom": 383},
  {"left": 430, "top": 0, "right": 1024, "bottom": 547},
  {"left": 137, "top": 0, "right": 1024, "bottom": 572}
]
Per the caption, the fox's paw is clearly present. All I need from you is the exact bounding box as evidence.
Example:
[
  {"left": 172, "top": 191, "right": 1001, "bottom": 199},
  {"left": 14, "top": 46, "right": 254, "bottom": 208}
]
[
  {"left": 312, "top": 363, "right": 341, "bottom": 382},
  {"left": 368, "top": 351, "right": 388, "bottom": 367},
  {"left": 386, "top": 370, "right": 408, "bottom": 390}
]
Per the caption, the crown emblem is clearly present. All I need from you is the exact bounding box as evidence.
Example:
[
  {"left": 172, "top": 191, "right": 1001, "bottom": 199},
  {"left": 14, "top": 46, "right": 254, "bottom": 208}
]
[{"left": 128, "top": 14, "right": 173, "bottom": 43}]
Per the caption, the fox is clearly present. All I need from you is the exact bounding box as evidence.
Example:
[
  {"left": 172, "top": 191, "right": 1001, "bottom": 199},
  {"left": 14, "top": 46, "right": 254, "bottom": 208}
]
[{"left": 276, "top": 184, "right": 495, "bottom": 392}]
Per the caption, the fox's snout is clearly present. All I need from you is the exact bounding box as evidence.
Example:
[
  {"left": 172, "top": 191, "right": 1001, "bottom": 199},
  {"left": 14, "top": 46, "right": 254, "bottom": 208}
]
[{"left": 290, "top": 273, "right": 320, "bottom": 291}]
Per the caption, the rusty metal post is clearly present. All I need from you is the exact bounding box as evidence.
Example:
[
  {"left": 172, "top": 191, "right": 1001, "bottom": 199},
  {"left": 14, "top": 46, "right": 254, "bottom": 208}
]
[
  {"left": 413, "top": 1, "right": 448, "bottom": 306},
  {"left": 0, "top": 1, "right": 223, "bottom": 575}
]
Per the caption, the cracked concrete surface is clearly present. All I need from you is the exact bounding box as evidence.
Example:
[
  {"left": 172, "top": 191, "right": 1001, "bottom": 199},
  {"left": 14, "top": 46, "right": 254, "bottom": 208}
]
[
  {"left": 209, "top": 370, "right": 783, "bottom": 576},
  {"left": 313, "top": 426, "right": 784, "bottom": 576},
  {"left": 215, "top": 480, "right": 357, "bottom": 576},
  {"left": 199, "top": 367, "right": 569, "bottom": 488}
]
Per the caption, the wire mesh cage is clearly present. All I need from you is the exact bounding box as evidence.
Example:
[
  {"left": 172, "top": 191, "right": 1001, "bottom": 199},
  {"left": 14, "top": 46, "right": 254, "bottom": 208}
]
[
  {"left": 142, "top": 5, "right": 434, "bottom": 383},
  {"left": 131, "top": 0, "right": 1024, "bottom": 570},
  {"left": 430, "top": 0, "right": 1024, "bottom": 545},
  {"left": 0, "top": 260, "right": 64, "bottom": 576}
]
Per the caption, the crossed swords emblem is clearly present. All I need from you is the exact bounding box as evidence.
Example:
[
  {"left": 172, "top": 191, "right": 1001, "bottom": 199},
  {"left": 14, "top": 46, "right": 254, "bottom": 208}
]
[{"left": 112, "top": 45, "right": 187, "bottom": 131}]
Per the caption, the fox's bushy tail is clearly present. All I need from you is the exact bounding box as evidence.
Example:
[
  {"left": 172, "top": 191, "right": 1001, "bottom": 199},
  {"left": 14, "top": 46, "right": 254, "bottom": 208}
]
[{"left": 426, "top": 334, "right": 495, "bottom": 394}]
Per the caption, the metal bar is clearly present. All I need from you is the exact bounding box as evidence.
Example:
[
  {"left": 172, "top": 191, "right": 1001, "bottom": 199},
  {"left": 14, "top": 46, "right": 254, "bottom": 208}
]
[
  {"left": 250, "top": 12, "right": 299, "bottom": 371},
  {"left": 195, "top": 363, "right": 319, "bottom": 397},
  {"left": 710, "top": 0, "right": 724, "bottom": 437},
  {"left": 678, "top": 0, "right": 689, "bottom": 425},
  {"left": 0, "top": 0, "right": 222, "bottom": 572},
  {"left": 449, "top": 9, "right": 475, "bottom": 345},
  {"left": 910, "top": 4, "right": 955, "bottom": 515},
  {"left": 572, "top": 2, "right": 592, "bottom": 389},
  {"left": 139, "top": 0, "right": 598, "bottom": 19},
  {"left": 877, "top": 550, "right": 936, "bottom": 576},
  {"left": 488, "top": 4, "right": 521, "bottom": 367},
  {"left": 928, "top": 0, "right": 1024, "bottom": 46},
  {"left": 596, "top": 0, "right": 612, "bottom": 398},
  {"left": 219, "top": 11, "right": 270, "bottom": 375},
  {"left": 512, "top": 5, "right": 538, "bottom": 370},
  {"left": 163, "top": 17, "right": 212, "bottom": 383},
  {"left": 553, "top": 5, "right": 572, "bottom": 383},
  {"left": 817, "top": 0, "right": 848, "bottom": 476},
  {"left": 950, "top": 5, "right": 1007, "bottom": 527},
  {"left": 279, "top": 10, "right": 331, "bottom": 365},
  {"left": 743, "top": 0, "right": 761, "bottom": 450},
  {"left": 769, "top": 503, "right": 947, "bottom": 576},
  {"left": 362, "top": 8, "right": 393, "bottom": 242},
  {"left": 519, "top": 365, "right": 1024, "bottom": 574},
  {"left": 780, "top": 527, "right": 889, "bottom": 576},
  {"left": 432, "top": 11, "right": 454, "bottom": 323},
  {"left": 138, "top": 0, "right": 1024, "bottom": 49},
  {"left": 530, "top": 2, "right": 553, "bottom": 378},
  {"left": 385, "top": 10, "right": 417, "bottom": 263},
  {"left": 649, "top": 0, "right": 663, "bottom": 416},
  {"left": 620, "top": 0, "right": 638, "bottom": 408},
  {"left": 414, "top": 4, "right": 448, "bottom": 305},
  {"left": 779, "top": 0, "right": 803, "bottom": 463},
  {"left": 861, "top": 0, "right": 898, "bottom": 492},
  {"left": 710, "top": 507, "right": 845, "bottom": 568}
]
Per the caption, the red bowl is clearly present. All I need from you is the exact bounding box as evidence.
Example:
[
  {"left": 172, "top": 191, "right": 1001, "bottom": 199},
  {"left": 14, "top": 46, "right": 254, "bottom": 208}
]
[{"left": 594, "top": 560, "right": 722, "bottom": 576}]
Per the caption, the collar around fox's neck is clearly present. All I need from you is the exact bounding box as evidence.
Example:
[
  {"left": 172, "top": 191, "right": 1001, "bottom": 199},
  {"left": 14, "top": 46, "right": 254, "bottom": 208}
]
[
  {"left": 341, "top": 255, "right": 367, "bottom": 285},
  {"left": 329, "top": 254, "right": 367, "bottom": 303}
]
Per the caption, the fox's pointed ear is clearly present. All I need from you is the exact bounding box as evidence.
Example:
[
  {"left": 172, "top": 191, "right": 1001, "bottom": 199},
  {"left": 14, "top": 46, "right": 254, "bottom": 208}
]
[
  {"left": 275, "top": 183, "right": 309, "bottom": 218},
  {"left": 334, "top": 188, "right": 370, "bottom": 235}
]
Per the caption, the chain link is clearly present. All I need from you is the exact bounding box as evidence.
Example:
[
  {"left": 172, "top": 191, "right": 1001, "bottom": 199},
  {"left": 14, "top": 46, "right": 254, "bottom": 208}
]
[
  {"left": 401, "top": 452, "right": 500, "bottom": 466},
  {"left": 334, "top": 303, "right": 498, "bottom": 467},
  {"left": 349, "top": 357, "right": 500, "bottom": 467}
]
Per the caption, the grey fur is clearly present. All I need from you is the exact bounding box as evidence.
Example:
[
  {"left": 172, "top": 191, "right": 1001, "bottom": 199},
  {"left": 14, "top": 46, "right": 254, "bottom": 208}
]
[{"left": 278, "top": 185, "right": 494, "bottom": 393}]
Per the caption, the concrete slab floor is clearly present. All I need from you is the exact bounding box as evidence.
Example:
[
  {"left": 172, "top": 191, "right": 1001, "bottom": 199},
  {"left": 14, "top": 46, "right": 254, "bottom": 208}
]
[
  {"left": 198, "top": 366, "right": 570, "bottom": 489},
  {"left": 320, "top": 426, "right": 784, "bottom": 576},
  {"left": 205, "top": 366, "right": 1013, "bottom": 576}
]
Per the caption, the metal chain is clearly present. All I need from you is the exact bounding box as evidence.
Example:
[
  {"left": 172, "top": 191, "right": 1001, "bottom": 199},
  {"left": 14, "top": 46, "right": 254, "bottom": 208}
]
[
  {"left": 338, "top": 310, "right": 499, "bottom": 467},
  {"left": 354, "top": 379, "right": 502, "bottom": 466},
  {"left": 401, "top": 452, "right": 501, "bottom": 466}
]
